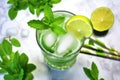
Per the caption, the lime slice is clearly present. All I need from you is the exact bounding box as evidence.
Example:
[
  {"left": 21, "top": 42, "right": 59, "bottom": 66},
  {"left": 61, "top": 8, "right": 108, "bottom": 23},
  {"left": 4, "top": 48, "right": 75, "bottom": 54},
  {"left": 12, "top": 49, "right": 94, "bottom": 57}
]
[
  {"left": 66, "top": 15, "right": 93, "bottom": 39},
  {"left": 91, "top": 7, "right": 114, "bottom": 32}
]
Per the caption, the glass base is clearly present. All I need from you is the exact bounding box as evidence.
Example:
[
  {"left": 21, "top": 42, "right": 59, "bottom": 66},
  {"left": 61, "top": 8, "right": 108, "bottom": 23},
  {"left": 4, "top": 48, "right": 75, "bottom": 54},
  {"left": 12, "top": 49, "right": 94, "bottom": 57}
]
[{"left": 45, "top": 58, "right": 76, "bottom": 70}]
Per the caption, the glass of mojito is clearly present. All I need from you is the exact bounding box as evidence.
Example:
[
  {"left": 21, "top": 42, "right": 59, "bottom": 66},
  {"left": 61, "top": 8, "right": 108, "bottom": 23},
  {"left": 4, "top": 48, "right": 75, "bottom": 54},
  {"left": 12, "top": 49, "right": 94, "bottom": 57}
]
[{"left": 36, "top": 11, "right": 85, "bottom": 70}]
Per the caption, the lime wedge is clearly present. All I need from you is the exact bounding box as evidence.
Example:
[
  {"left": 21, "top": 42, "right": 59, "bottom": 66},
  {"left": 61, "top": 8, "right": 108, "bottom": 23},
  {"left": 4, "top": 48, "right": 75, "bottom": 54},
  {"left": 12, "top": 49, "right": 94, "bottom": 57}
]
[
  {"left": 66, "top": 15, "right": 93, "bottom": 39},
  {"left": 91, "top": 7, "right": 114, "bottom": 32}
]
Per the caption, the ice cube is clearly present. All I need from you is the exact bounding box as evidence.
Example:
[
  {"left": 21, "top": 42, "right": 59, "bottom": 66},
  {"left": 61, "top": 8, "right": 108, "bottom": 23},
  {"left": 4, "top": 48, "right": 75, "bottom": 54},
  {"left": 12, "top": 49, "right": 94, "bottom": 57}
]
[
  {"left": 6, "top": 28, "right": 18, "bottom": 36},
  {"left": 1, "top": 21, "right": 19, "bottom": 36},
  {"left": 56, "top": 33, "right": 78, "bottom": 56},
  {"left": 21, "top": 29, "right": 29, "bottom": 38},
  {"left": 42, "top": 30, "right": 57, "bottom": 47}
]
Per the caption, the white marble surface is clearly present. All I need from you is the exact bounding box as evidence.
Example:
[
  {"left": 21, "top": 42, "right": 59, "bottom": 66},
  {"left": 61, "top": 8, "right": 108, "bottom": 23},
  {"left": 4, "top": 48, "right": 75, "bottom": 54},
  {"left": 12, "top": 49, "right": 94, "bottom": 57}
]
[{"left": 0, "top": 0, "right": 120, "bottom": 80}]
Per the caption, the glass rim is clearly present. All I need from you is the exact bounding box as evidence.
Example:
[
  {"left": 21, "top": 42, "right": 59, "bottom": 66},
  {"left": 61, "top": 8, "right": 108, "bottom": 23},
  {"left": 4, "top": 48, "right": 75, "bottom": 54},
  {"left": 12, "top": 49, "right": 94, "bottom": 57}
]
[
  {"left": 36, "top": 10, "right": 84, "bottom": 58},
  {"left": 53, "top": 10, "right": 75, "bottom": 15}
]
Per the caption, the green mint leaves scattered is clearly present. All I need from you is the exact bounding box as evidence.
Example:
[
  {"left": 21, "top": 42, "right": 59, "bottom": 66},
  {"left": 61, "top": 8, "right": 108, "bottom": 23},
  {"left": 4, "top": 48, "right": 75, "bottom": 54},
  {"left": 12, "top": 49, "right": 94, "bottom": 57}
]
[
  {"left": 8, "top": 7, "right": 18, "bottom": 20},
  {"left": 8, "top": 0, "right": 65, "bottom": 35},
  {"left": 7, "top": 0, "right": 61, "bottom": 20},
  {"left": 28, "top": 4, "right": 66, "bottom": 35},
  {"left": 0, "top": 37, "right": 36, "bottom": 80},
  {"left": 83, "top": 62, "right": 104, "bottom": 80},
  {"left": 2, "top": 39, "right": 12, "bottom": 55},
  {"left": 10, "top": 38, "right": 21, "bottom": 47}
]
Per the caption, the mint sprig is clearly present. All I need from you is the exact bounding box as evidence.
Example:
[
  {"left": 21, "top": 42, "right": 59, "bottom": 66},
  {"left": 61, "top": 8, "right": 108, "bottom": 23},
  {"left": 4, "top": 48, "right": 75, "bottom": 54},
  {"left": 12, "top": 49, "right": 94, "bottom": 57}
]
[
  {"left": 28, "top": 4, "right": 66, "bottom": 35},
  {"left": 83, "top": 62, "right": 104, "bottom": 80},
  {"left": 7, "top": 0, "right": 61, "bottom": 20},
  {"left": 7, "top": 0, "right": 66, "bottom": 35},
  {"left": 0, "top": 37, "right": 36, "bottom": 80}
]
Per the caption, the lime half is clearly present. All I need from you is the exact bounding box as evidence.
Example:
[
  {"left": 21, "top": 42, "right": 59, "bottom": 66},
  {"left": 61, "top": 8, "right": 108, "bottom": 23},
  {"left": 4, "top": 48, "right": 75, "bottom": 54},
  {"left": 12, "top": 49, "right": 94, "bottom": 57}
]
[
  {"left": 66, "top": 15, "right": 93, "bottom": 39},
  {"left": 91, "top": 7, "right": 114, "bottom": 32}
]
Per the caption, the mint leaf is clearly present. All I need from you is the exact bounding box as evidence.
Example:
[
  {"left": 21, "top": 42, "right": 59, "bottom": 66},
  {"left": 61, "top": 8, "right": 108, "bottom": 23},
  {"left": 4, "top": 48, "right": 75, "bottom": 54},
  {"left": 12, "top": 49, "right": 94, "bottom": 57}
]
[
  {"left": 42, "top": 0, "right": 48, "bottom": 3},
  {"left": 11, "top": 38, "right": 21, "bottom": 47},
  {"left": 19, "top": 69, "right": 24, "bottom": 80},
  {"left": 44, "top": 4, "right": 54, "bottom": 23},
  {"left": 83, "top": 62, "right": 104, "bottom": 80},
  {"left": 51, "top": 16, "right": 65, "bottom": 26},
  {"left": 4, "top": 74, "right": 15, "bottom": 80},
  {"left": 1, "top": 55, "right": 9, "bottom": 63},
  {"left": 7, "top": 0, "right": 15, "bottom": 4},
  {"left": 28, "top": 20, "right": 49, "bottom": 30},
  {"left": 8, "top": 7, "right": 18, "bottom": 20},
  {"left": 2, "top": 39, "right": 12, "bottom": 55},
  {"left": 51, "top": 25, "right": 66, "bottom": 35},
  {"left": 0, "top": 69, "right": 6, "bottom": 73},
  {"left": 50, "top": 16, "right": 65, "bottom": 35},
  {"left": 0, "top": 44, "right": 6, "bottom": 56},
  {"left": 50, "top": 0, "right": 61, "bottom": 4},
  {"left": 26, "top": 64, "right": 36, "bottom": 73},
  {"left": 10, "top": 51, "right": 20, "bottom": 73},
  {"left": 17, "top": 1, "right": 28, "bottom": 10},
  {"left": 29, "top": 4, "right": 35, "bottom": 14},
  {"left": 20, "top": 53, "right": 28, "bottom": 68},
  {"left": 25, "top": 73, "right": 34, "bottom": 80},
  {"left": 90, "top": 62, "right": 99, "bottom": 80},
  {"left": 29, "top": 0, "right": 39, "bottom": 7},
  {"left": 36, "top": 6, "right": 44, "bottom": 16},
  {"left": 83, "top": 67, "right": 94, "bottom": 80}
]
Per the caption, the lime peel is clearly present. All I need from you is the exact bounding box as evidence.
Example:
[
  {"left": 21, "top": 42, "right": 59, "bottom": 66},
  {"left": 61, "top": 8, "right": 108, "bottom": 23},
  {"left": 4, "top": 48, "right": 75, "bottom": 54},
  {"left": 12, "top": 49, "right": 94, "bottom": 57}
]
[
  {"left": 66, "top": 15, "right": 93, "bottom": 39},
  {"left": 91, "top": 7, "right": 114, "bottom": 32}
]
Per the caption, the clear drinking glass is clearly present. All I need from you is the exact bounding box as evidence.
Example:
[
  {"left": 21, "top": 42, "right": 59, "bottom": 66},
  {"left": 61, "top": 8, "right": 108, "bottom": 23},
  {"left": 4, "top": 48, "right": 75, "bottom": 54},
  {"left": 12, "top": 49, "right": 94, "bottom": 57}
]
[{"left": 36, "top": 10, "right": 85, "bottom": 70}]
